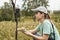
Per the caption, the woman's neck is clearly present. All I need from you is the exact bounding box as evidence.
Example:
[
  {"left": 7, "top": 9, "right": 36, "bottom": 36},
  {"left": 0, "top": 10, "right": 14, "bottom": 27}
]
[{"left": 39, "top": 18, "right": 45, "bottom": 23}]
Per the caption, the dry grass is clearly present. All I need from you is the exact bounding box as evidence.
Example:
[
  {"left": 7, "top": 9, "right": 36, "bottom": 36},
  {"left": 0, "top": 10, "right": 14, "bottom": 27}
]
[{"left": 0, "top": 14, "right": 60, "bottom": 40}]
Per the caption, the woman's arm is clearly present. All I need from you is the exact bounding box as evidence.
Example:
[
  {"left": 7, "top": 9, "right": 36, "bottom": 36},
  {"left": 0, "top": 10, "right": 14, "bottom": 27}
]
[
  {"left": 17, "top": 27, "right": 38, "bottom": 34},
  {"left": 24, "top": 31, "right": 49, "bottom": 40},
  {"left": 18, "top": 27, "right": 49, "bottom": 40},
  {"left": 31, "top": 34, "right": 49, "bottom": 40},
  {"left": 29, "top": 29, "right": 38, "bottom": 34}
]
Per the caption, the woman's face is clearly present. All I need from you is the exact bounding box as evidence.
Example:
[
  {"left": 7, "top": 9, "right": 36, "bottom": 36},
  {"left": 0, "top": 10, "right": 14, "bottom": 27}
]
[{"left": 34, "top": 12, "right": 44, "bottom": 21}]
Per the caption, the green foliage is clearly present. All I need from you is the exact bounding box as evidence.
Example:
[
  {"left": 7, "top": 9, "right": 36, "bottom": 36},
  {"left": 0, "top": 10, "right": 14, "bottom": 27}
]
[
  {"left": 21, "top": 0, "right": 48, "bottom": 16},
  {"left": 0, "top": 0, "right": 49, "bottom": 21},
  {"left": 54, "top": 10, "right": 60, "bottom": 14},
  {"left": 0, "top": 2, "right": 14, "bottom": 21}
]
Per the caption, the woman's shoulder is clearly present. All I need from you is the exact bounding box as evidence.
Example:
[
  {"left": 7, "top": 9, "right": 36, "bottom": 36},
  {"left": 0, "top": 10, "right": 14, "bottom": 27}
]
[{"left": 44, "top": 19, "right": 51, "bottom": 24}]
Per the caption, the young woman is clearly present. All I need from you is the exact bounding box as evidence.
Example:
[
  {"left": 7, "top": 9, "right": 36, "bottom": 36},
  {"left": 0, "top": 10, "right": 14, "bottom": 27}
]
[{"left": 18, "top": 6, "right": 60, "bottom": 40}]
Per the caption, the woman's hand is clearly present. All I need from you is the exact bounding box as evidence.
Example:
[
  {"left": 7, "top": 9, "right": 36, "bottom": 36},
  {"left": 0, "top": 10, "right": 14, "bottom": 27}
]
[
  {"left": 17, "top": 27, "right": 27, "bottom": 32},
  {"left": 17, "top": 27, "right": 33, "bottom": 36},
  {"left": 24, "top": 31, "right": 33, "bottom": 36}
]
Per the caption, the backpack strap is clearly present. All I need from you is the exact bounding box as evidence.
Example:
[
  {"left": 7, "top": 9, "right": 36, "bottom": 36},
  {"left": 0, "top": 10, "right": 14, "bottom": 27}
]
[
  {"left": 42, "top": 22, "right": 55, "bottom": 40},
  {"left": 51, "top": 23, "right": 55, "bottom": 40}
]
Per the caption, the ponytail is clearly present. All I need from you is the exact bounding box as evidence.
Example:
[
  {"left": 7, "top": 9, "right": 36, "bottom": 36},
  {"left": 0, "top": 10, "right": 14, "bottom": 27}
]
[{"left": 44, "top": 13, "right": 50, "bottom": 19}]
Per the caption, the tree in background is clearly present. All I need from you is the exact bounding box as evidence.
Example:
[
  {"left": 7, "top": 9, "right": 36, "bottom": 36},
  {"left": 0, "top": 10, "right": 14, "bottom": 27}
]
[
  {"left": 21, "top": 0, "right": 49, "bottom": 16},
  {"left": 0, "top": 2, "right": 14, "bottom": 21},
  {"left": 0, "top": 0, "right": 49, "bottom": 21}
]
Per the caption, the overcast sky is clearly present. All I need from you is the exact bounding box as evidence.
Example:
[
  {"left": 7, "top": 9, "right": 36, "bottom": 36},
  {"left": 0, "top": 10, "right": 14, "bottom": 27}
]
[{"left": 0, "top": 0, "right": 60, "bottom": 10}]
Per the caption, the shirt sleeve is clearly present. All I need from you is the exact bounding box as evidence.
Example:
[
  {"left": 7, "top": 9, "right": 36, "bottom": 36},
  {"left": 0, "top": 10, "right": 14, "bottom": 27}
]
[
  {"left": 35, "top": 23, "right": 41, "bottom": 32},
  {"left": 43, "top": 22, "right": 51, "bottom": 35}
]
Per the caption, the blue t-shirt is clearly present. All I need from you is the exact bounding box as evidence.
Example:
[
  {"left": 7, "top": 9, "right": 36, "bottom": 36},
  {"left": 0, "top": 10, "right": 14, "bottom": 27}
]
[{"left": 35, "top": 19, "right": 60, "bottom": 40}]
